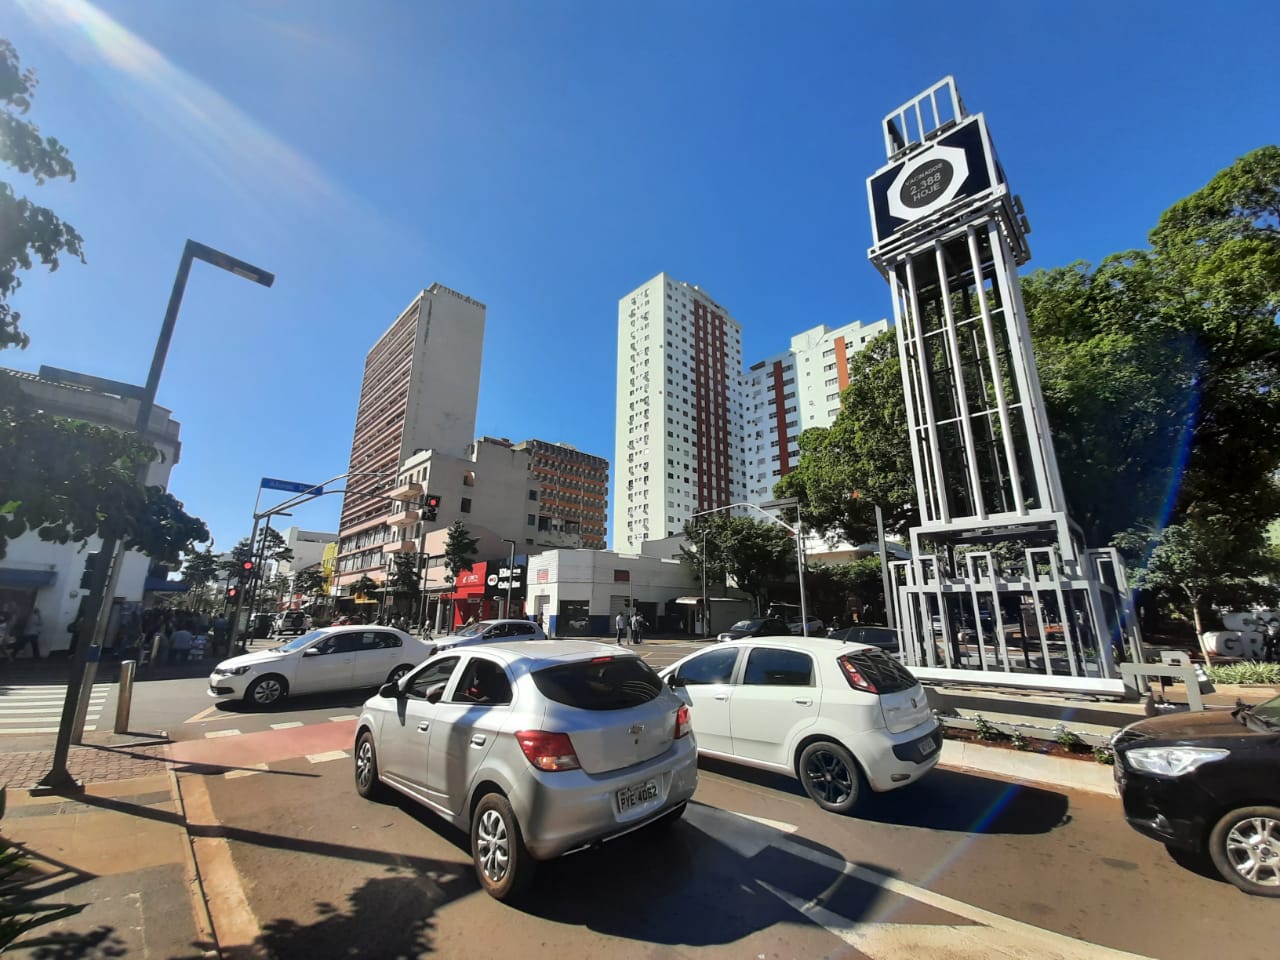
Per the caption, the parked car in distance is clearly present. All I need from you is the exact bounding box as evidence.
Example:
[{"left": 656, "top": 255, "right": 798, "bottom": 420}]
[
  {"left": 208, "top": 625, "right": 433, "bottom": 707},
  {"left": 787, "top": 616, "right": 826, "bottom": 636},
  {"left": 354, "top": 639, "right": 697, "bottom": 901},
  {"left": 828, "top": 625, "right": 901, "bottom": 657},
  {"left": 716, "top": 618, "right": 791, "bottom": 643},
  {"left": 1113, "top": 695, "right": 1280, "bottom": 896},
  {"left": 428, "top": 619, "right": 547, "bottom": 656},
  {"left": 659, "top": 634, "right": 940, "bottom": 814},
  {"left": 274, "top": 610, "right": 312, "bottom": 636}
]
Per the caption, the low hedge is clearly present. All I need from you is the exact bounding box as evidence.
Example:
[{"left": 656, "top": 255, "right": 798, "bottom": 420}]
[{"left": 1206, "top": 660, "right": 1280, "bottom": 685}]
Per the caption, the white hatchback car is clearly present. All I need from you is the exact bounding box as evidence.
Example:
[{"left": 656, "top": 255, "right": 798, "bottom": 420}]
[
  {"left": 208, "top": 625, "right": 434, "bottom": 707},
  {"left": 659, "top": 634, "right": 940, "bottom": 813}
]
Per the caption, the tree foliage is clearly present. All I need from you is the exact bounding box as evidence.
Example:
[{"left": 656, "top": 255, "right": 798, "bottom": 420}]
[
  {"left": 294, "top": 568, "right": 326, "bottom": 598},
  {"left": 0, "top": 39, "right": 84, "bottom": 351},
  {"left": 442, "top": 521, "right": 479, "bottom": 583},
  {"left": 680, "top": 515, "right": 794, "bottom": 614},
  {"left": 0, "top": 39, "right": 208, "bottom": 565},
  {"left": 388, "top": 553, "right": 420, "bottom": 596}
]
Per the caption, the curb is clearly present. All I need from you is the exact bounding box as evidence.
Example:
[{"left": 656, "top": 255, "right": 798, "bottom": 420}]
[
  {"left": 939, "top": 740, "right": 1118, "bottom": 796},
  {"left": 165, "top": 751, "right": 220, "bottom": 959}
]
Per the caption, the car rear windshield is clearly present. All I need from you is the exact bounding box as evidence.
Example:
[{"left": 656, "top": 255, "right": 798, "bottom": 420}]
[
  {"left": 531, "top": 657, "right": 663, "bottom": 710},
  {"left": 840, "top": 650, "right": 918, "bottom": 694}
]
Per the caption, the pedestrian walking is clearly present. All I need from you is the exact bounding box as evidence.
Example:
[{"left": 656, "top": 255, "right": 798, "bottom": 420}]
[
  {"left": 615, "top": 611, "right": 627, "bottom": 645},
  {"left": 630, "top": 612, "right": 645, "bottom": 645},
  {"left": 16, "top": 607, "right": 42, "bottom": 659},
  {"left": 1264, "top": 618, "right": 1280, "bottom": 663},
  {"left": 170, "top": 624, "right": 194, "bottom": 664}
]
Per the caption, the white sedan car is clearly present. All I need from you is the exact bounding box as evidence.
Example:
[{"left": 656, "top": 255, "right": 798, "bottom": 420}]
[
  {"left": 659, "top": 634, "right": 940, "bottom": 814},
  {"left": 208, "top": 625, "right": 434, "bottom": 707}
]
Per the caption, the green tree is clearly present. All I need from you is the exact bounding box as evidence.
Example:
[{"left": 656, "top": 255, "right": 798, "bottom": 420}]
[
  {"left": 350, "top": 574, "right": 378, "bottom": 600},
  {"left": 388, "top": 554, "right": 420, "bottom": 597},
  {"left": 775, "top": 330, "right": 918, "bottom": 542},
  {"left": 682, "top": 514, "right": 793, "bottom": 614},
  {"left": 181, "top": 545, "right": 220, "bottom": 613},
  {"left": 443, "top": 521, "right": 479, "bottom": 583},
  {"left": 294, "top": 567, "right": 326, "bottom": 598},
  {"left": 0, "top": 39, "right": 84, "bottom": 351},
  {"left": 0, "top": 40, "right": 208, "bottom": 565}
]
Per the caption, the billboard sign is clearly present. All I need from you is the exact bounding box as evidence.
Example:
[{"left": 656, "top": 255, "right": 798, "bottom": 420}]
[{"left": 867, "top": 114, "right": 1004, "bottom": 244}]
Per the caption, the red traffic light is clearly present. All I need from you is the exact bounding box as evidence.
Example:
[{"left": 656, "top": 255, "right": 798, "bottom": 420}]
[
  {"left": 425, "top": 495, "right": 440, "bottom": 508},
  {"left": 242, "top": 561, "right": 254, "bottom": 571},
  {"left": 227, "top": 586, "right": 238, "bottom": 599}
]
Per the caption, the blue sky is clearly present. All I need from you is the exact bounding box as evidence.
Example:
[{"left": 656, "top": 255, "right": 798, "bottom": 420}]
[{"left": 6, "top": 0, "right": 1278, "bottom": 557}]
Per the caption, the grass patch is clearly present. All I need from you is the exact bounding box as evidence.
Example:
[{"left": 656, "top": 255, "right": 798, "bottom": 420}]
[{"left": 1206, "top": 661, "right": 1280, "bottom": 685}]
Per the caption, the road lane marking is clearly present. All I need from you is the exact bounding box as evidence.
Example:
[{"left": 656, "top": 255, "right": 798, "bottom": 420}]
[
  {"left": 0, "top": 705, "right": 103, "bottom": 715},
  {"left": 0, "top": 725, "right": 96, "bottom": 735},
  {"left": 737, "top": 814, "right": 799, "bottom": 834},
  {"left": 306, "top": 750, "right": 348, "bottom": 763},
  {"left": 270, "top": 721, "right": 303, "bottom": 730},
  {"left": 205, "top": 729, "right": 241, "bottom": 738},
  {"left": 224, "top": 763, "right": 269, "bottom": 780},
  {"left": 328, "top": 715, "right": 359, "bottom": 722},
  {"left": 184, "top": 705, "right": 222, "bottom": 724}
]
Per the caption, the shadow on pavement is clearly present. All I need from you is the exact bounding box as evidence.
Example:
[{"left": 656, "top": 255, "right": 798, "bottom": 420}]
[
  {"left": 250, "top": 873, "right": 442, "bottom": 960},
  {"left": 696, "top": 756, "right": 1070, "bottom": 835},
  {"left": 512, "top": 802, "right": 897, "bottom": 947}
]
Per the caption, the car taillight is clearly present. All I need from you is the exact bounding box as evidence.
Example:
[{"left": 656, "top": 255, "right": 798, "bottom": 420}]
[
  {"left": 515, "top": 730, "right": 581, "bottom": 771},
  {"left": 838, "top": 656, "right": 879, "bottom": 694},
  {"left": 674, "top": 704, "right": 691, "bottom": 739}
]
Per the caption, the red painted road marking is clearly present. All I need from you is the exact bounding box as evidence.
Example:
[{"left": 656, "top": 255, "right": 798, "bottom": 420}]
[{"left": 170, "top": 720, "right": 357, "bottom": 769}]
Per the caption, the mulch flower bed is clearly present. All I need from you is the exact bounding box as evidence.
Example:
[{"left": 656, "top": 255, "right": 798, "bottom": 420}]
[{"left": 941, "top": 723, "right": 1109, "bottom": 763}]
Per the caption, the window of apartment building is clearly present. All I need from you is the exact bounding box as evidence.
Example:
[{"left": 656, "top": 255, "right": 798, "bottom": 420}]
[
  {"left": 825, "top": 378, "right": 838, "bottom": 387},
  {"left": 528, "top": 490, "right": 538, "bottom": 500},
  {"left": 823, "top": 348, "right": 835, "bottom": 358},
  {"left": 461, "top": 497, "right": 472, "bottom": 513},
  {"left": 463, "top": 471, "right": 475, "bottom": 486},
  {"left": 528, "top": 514, "right": 535, "bottom": 526}
]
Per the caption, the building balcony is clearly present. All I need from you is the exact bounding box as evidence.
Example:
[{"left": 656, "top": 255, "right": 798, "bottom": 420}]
[
  {"left": 382, "top": 540, "right": 418, "bottom": 555},
  {"left": 384, "top": 481, "right": 423, "bottom": 501},
  {"left": 388, "top": 510, "right": 420, "bottom": 527}
]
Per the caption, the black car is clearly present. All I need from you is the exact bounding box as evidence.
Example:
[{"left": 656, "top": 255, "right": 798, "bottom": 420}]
[
  {"left": 715, "top": 618, "right": 790, "bottom": 642},
  {"left": 828, "top": 625, "right": 901, "bottom": 655},
  {"left": 1113, "top": 695, "right": 1280, "bottom": 896}
]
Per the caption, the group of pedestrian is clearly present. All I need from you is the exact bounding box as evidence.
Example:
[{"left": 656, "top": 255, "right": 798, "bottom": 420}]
[{"left": 614, "top": 611, "right": 646, "bottom": 646}]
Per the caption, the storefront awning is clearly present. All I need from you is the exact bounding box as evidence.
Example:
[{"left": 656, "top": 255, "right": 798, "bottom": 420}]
[
  {"left": 144, "top": 576, "right": 190, "bottom": 593},
  {"left": 0, "top": 567, "right": 56, "bottom": 588}
]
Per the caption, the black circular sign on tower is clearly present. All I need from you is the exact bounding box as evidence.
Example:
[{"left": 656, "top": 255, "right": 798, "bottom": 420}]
[{"left": 899, "top": 157, "right": 955, "bottom": 210}]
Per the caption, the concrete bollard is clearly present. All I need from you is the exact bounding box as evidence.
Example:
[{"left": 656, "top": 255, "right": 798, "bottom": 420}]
[{"left": 114, "top": 659, "right": 137, "bottom": 734}]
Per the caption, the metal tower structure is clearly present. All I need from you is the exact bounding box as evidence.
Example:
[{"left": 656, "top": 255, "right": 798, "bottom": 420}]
[{"left": 866, "top": 77, "right": 1141, "bottom": 692}]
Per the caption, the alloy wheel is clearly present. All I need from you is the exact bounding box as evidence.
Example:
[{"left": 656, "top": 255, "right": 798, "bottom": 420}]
[
  {"left": 251, "top": 678, "right": 283, "bottom": 706},
  {"left": 803, "top": 748, "right": 854, "bottom": 805},
  {"left": 355, "top": 739, "right": 374, "bottom": 791},
  {"left": 475, "top": 808, "right": 511, "bottom": 884},
  {"left": 1224, "top": 815, "right": 1280, "bottom": 887}
]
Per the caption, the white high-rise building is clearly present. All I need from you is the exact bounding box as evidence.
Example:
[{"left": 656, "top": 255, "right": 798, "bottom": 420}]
[
  {"left": 615, "top": 273, "right": 749, "bottom": 551},
  {"left": 743, "top": 319, "right": 890, "bottom": 501},
  {"left": 615, "top": 274, "right": 890, "bottom": 552}
]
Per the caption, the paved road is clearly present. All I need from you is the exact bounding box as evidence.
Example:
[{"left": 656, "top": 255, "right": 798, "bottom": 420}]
[{"left": 173, "top": 714, "right": 1278, "bottom": 960}]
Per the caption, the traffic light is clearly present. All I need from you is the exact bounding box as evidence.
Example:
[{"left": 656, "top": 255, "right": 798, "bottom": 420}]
[
  {"left": 423, "top": 493, "right": 440, "bottom": 522},
  {"left": 241, "top": 560, "right": 255, "bottom": 579},
  {"left": 227, "top": 585, "right": 239, "bottom": 600}
]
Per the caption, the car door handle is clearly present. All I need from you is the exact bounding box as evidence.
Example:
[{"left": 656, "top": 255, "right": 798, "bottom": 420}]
[
  {"left": 470, "top": 734, "right": 486, "bottom": 746},
  {"left": 713, "top": 694, "right": 729, "bottom": 701},
  {"left": 793, "top": 698, "right": 813, "bottom": 706},
  {"left": 417, "top": 721, "right": 430, "bottom": 732}
]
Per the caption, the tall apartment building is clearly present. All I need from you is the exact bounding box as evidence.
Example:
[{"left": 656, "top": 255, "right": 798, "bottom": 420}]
[
  {"left": 335, "top": 284, "right": 485, "bottom": 588},
  {"left": 513, "top": 439, "right": 609, "bottom": 549},
  {"left": 742, "top": 319, "right": 890, "bottom": 500},
  {"left": 615, "top": 273, "right": 748, "bottom": 552}
]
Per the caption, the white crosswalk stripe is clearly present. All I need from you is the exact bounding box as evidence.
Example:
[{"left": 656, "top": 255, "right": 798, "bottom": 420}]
[{"left": 0, "top": 683, "right": 109, "bottom": 734}]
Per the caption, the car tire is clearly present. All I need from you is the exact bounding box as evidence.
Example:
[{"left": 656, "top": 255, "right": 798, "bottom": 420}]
[
  {"left": 1208, "top": 805, "right": 1280, "bottom": 896},
  {"left": 471, "top": 793, "right": 534, "bottom": 901},
  {"left": 797, "top": 740, "right": 865, "bottom": 815},
  {"left": 245, "top": 675, "right": 287, "bottom": 708},
  {"left": 354, "top": 730, "right": 385, "bottom": 800},
  {"left": 386, "top": 664, "right": 412, "bottom": 685}
]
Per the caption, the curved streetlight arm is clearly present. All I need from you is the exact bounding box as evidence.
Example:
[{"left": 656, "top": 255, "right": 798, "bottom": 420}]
[{"left": 691, "top": 502, "right": 808, "bottom": 635}]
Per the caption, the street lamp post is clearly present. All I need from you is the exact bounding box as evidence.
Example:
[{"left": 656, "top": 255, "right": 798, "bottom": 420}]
[
  {"left": 692, "top": 501, "right": 809, "bottom": 636},
  {"left": 39, "top": 240, "right": 272, "bottom": 792},
  {"left": 700, "top": 525, "right": 709, "bottom": 638},
  {"left": 502, "top": 538, "right": 517, "bottom": 619}
]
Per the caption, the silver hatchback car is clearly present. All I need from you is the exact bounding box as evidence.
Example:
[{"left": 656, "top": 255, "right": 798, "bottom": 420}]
[{"left": 354, "top": 639, "right": 698, "bottom": 901}]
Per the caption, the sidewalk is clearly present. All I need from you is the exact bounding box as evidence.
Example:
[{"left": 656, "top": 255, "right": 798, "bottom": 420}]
[{"left": 0, "top": 737, "right": 216, "bottom": 959}]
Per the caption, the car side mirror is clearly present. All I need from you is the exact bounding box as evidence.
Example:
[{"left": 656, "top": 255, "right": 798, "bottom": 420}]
[
  {"left": 378, "top": 681, "right": 403, "bottom": 699},
  {"left": 303, "top": 647, "right": 321, "bottom": 657},
  {"left": 426, "top": 683, "right": 446, "bottom": 705},
  {"left": 667, "top": 673, "right": 684, "bottom": 688}
]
